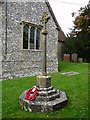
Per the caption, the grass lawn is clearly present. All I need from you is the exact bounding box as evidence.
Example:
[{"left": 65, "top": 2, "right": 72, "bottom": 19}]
[{"left": 2, "top": 61, "right": 88, "bottom": 119}]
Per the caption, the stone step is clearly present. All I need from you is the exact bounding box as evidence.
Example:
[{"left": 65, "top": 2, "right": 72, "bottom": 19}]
[
  {"left": 30, "top": 91, "right": 67, "bottom": 112},
  {"left": 38, "top": 88, "right": 57, "bottom": 96},
  {"left": 37, "top": 86, "right": 53, "bottom": 91},
  {"left": 47, "top": 92, "right": 60, "bottom": 101},
  {"left": 19, "top": 91, "right": 67, "bottom": 112},
  {"left": 36, "top": 91, "right": 60, "bottom": 101}
]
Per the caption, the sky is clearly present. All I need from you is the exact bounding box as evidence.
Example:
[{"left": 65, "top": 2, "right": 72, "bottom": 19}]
[{"left": 48, "top": 0, "right": 89, "bottom": 35}]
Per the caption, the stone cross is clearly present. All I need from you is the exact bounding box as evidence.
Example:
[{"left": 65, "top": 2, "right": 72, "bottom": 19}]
[
  {"left": 40, "top": 12, "right": 50, "bottom": 34},
  {"left": 19, "top": 12, "right": 67, "bottom": 113},
  {"left": 40, "top": 12, "right": 50, "bottom": 76}
]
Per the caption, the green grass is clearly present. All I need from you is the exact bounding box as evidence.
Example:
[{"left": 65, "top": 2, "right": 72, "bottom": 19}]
[
  {"left": 0, "top": 79, "right": 2, "bottom": 119},
  {"left": 2, "top": 61, "right": 88, "bottom": 119}
]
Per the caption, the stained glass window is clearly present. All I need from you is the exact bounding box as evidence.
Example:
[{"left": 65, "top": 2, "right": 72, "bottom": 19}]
[
  {"left": 36, "top": 28, "right": 40, "bottom": 50},
  {"left": 30, "top": 27, "right": 35, "bottom": 49},
  {"left": 23, "top": 25, "right": 29, "bottom": 49}
]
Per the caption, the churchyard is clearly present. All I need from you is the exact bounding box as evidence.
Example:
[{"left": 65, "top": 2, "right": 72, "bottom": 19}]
[
  {"left": 0, "top": 1, "right": 89, "bottom": 119},
  {"left": 2, "top": 61, "right": 88, "bottom": 119}
]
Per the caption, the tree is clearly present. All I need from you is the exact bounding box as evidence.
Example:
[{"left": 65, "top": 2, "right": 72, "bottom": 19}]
[
  {"left": 72, "top": 2, "right": 90, "bottom": 34},
  {"left": 62, "top": 2, "right": 90, "bottom": 62},
  {"left": 71, "top": 2, "right": 90, "bottom": 62},
  {"left": 61, "top": 35, "right": 77, "bottom": 57}
]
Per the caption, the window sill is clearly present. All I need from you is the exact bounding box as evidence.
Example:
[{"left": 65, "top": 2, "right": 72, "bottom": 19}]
[{"left": 21, "top": 49, "right": 42, "bottom": 52}]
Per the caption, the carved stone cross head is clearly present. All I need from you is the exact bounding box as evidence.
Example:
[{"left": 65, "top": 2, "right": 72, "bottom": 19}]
[
  {"left": 40, "top": 12, "right": 50, "bottom": 34},
  {"left": 40, "top": 12, "right": 50, "bottom": 24}
]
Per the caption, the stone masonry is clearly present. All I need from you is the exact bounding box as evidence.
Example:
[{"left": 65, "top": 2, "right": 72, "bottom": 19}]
[
  {"left": 0, "top": 1, "right": 59, "bottom": 80},
  {"left": 0, "top": 3, "right": 2, "bottom": 80}
]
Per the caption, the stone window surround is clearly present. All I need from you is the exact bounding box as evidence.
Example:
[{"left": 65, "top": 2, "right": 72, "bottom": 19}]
[{"left": 21, "top": 21, "right": 43, "bottom": 51}]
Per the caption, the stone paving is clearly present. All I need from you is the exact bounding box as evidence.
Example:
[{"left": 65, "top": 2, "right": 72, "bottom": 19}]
[{"left": 61, "top": 71, "right": 79, "bottom": 76}]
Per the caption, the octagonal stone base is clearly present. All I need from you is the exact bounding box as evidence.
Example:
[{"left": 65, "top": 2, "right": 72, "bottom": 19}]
[{"left": 19, "top": 86, "right": 67, "bottom": 112}]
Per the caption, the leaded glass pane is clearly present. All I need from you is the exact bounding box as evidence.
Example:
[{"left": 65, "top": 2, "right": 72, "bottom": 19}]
[
  {"left": 36, "top": 28, "right": 40, "bottom": 49},
  {"left": 30, "top": 27, "right": 35, "bottom": 49},
  {"left": 23, "top": 25, "right": 28, "bottom": 49}
]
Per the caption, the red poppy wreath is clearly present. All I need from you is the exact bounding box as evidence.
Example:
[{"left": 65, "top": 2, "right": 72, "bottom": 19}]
[{"left": 25, "top": 86, "right": 38, "bottom": 101}]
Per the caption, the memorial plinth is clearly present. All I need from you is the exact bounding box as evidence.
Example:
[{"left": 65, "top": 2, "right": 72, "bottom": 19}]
[
  {"left": 19, "top": 86, "right": 67, "bottom": 112},
  {"left": 37, "top": 75, "right": 51, "bottom": 88},
  {"left": 19, "top": 12, "right": 67, "bottom": 112}
]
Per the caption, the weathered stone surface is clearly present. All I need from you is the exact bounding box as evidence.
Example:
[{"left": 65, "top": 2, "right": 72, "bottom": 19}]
[
  {"left": 19, "top": 86, "right": 67, "bottom": 112},
  {"left": 88, "top": 70, "right": 90, "bottom": 75},
  {"left": 0, "top": 4, "right": 2, "bottom": 80},
  {"left": 37, "top": 75, "right": 51, "bottom": 88},
  {"left": 78, "top": 58, "right": 83, "bottom": 63},
  {"left": 1, "top": 1, "right": 58, "bottom": 80},
  {"left": 71, "top": 53, "right": 77, "bottom": 62},
  {"left": 64, "top": 54, "right": 70, "bottom": 62},
  {"left": 61, "top": 71, "right": 79, "bottom": 76}
]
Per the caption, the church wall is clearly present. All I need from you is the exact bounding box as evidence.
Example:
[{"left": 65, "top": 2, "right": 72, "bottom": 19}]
[
  {"left": 0, "top": 3, "right": 2, "bottom": 79},
  {"left": 58, "top": 42, "right": 64, "bottom": 60},
  {"left": 1, "top": 2, "right": 58, "bottom": 80}
]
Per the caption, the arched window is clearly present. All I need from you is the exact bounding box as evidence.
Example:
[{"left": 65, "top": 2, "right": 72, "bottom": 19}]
[
  {"left": 36, "top": 28, "right": 40, "bottom": 49},
  {"left": 23, "top": 25, "right": 29, "bottom": 49},
  {"left": 22, "top": 21, "right": 41, "bottom": 50},
  {"left": 30, "top": 27, "right": 35, "bottom": 49}
]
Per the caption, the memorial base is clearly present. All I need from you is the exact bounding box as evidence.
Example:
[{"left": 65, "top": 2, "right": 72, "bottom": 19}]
[{"left": 19, "top": 75, "right": 67, "bottom": 112}]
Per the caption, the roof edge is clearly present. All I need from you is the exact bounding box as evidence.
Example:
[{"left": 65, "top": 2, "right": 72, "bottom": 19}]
[{"left": 45, "top": 1, "right": 61, "bottom": 31}]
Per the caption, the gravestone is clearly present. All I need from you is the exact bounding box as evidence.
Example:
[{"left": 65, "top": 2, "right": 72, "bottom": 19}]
[
  {"left": 71, "top": 53, "right": 77, "bottom": 62},
  {"left": 19, "top": 12, "right": 67, "bottom": 112},
  {"left": 78, "top": 58, "right": 83, "bottom": 63},
  {"left": 64, "top": 54, "right": 70, "bottom": 62}
]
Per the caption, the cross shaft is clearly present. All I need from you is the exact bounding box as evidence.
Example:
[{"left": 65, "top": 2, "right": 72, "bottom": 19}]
[{"left": 40, "top": 12, "right": 50, "bottom": 76}]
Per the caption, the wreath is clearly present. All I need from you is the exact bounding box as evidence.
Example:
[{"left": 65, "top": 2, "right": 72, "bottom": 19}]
[{"left": 25, "top": 86, "right": 38, "bottom": 101}]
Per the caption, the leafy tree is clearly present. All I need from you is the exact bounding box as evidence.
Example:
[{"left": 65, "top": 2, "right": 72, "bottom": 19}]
[
  {"left": 62, "top": 2, "right": 90, "bottom": 62},
  {"left": 72, "top": 2, "right": 90, "bottom": 33},
  {"left": 71, "top": 2, "right": 90, "bottom": 62},
  {"left": 61, "top": 35, "right": 77, "bottom": 59}
]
